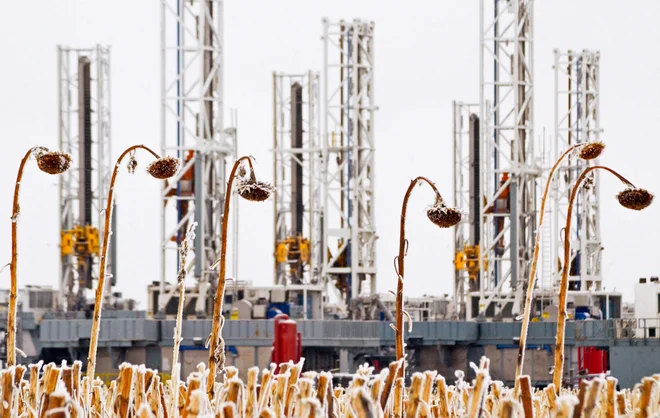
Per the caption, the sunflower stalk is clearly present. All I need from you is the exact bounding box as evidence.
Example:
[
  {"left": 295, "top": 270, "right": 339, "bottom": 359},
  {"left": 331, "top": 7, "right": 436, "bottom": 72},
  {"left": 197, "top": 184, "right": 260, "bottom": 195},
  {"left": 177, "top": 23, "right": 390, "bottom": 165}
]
[
  {"left": 554, "top": 165, "right": 652, "bottom": 392},
  {"left": 86, "top": 145, "right": 178, "bottom": 410},
  {"left": 515, "top": 141, "right": 604, "bottom": 397},
  {"left": 394, "top": 177, "right": 460, "bottom": 417},
  {"left": 8, "top": 147, "right": 71, "bottom": 367},
  {"left": 207, "top": 157, "right": 274, "bottom": 398},
  {"left": 172, "top": 222, "right": 198, "bottom": 383}
]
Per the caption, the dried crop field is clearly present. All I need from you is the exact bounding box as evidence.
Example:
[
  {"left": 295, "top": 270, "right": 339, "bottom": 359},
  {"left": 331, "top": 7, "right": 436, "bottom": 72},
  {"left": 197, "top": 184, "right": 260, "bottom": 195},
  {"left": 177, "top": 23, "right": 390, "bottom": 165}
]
[{"left": 1, "top": 356, "right": 656, "bottom": 418}]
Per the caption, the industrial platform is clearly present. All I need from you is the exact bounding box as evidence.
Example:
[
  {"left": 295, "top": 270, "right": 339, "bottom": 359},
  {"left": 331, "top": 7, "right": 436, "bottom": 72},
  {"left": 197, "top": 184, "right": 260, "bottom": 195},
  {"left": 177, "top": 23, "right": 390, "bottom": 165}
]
[{"left": 3, "top": 308, "right": 657, "bottom": 390}]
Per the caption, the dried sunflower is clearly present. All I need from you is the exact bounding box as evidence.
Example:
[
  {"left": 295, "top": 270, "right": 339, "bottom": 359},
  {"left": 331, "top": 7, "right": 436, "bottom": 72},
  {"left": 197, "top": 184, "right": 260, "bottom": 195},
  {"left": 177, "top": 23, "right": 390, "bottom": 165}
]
[
  {"left": 36, "top": 151, "right": 72, "bottom": 175},
  {"left": 146, "top": 156, "right": 180, "bottom": 179},
  {"left": 578, "top": 141, "right": 605, "bottom": 160},
  {"left": 237, "top": 180, "right": 275, "bottom": 202},
  {"left": 617, "top": 188, "right": 654, "bottom": 211},
  {"left": 427, "top": 199, "right": 462, "bottom": 228}
]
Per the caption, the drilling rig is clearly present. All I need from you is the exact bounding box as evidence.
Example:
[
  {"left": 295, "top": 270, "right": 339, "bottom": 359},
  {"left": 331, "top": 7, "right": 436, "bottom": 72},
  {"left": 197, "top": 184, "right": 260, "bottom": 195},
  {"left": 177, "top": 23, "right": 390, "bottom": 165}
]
[
  {"left": 453, "top": 101, "right": 481, "bottom": 319},
  {"left": 467, "top": 0, "right": 539, "bottom": 320},
  {"left": 157, "top": 0, "right": 237, "bottom": 318},
  {"left": 272, "top": 72, "right": 322, "bottom": 288},
  {"left": 58, "top": 45, "right": 114, "bottom": 313},
  {"left": 552, "top": 50, "right": 604, "bottom": 294},
  {"left": 271, "top": 20, "right": 378, "bottom": 318},
  {"left": 453, "top": 1, "right": 621, "bottom": 321},
  {"left": 321, "top": 19, "right": 377, "bottom": 314}
]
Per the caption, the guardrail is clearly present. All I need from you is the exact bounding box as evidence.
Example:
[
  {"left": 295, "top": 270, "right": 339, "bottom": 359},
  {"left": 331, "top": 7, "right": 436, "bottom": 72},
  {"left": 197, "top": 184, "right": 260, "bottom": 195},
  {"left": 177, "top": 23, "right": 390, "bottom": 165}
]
[{"left": 610, "top": 318, "right": 660, "bottom": 340}]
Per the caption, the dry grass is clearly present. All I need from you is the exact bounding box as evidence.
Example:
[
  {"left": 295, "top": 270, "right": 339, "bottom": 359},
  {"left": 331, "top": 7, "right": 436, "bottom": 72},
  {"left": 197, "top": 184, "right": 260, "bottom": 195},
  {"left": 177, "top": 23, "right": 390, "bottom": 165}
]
[{"left": 0, "top": 357, "right": 655, "bottom": 418}]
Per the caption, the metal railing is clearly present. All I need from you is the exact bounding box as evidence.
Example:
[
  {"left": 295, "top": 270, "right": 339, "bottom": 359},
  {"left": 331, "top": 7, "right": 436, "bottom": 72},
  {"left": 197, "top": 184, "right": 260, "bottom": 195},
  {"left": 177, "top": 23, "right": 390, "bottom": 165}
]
[{"left": 612, "top": 318, "right": 660, "bottom": 339}]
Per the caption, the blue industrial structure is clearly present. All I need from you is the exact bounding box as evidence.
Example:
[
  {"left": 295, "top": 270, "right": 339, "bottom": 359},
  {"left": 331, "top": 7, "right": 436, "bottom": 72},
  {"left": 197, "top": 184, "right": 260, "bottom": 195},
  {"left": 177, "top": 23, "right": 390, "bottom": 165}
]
[{"left": 0, "top": 311, "right": 644, "bottom": 389}]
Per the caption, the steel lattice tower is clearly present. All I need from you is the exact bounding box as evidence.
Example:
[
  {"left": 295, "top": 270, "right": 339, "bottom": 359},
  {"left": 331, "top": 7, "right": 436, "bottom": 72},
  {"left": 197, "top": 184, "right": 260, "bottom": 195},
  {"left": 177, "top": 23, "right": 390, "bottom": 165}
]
[
  {"left": 58, "top": 45, "right": 114, "bottom": 311},
  {"left": 272, "top": 72, "right": 323, "bottom": 287},
  {"left": 475, "top": 0, "right": 539, "bottom": 319},
  {"left": 321, "top": 19, "right": 377, "bottom": 312},
  {"left": 552, "top": 50, "right": 602, "bottom": 292},
  {"left": 452, "top": 102, "right": 480, "bottom": 319},
  {"left": 159, "top": 0, "right": 236, "bottom": 316}
]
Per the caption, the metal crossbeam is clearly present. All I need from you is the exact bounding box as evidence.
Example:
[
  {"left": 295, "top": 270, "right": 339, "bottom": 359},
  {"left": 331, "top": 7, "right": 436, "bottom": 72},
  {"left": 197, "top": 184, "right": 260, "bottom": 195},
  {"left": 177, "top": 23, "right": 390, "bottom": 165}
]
[
  {"left": 453, "top": 102, "right": 480, "bottom": 319},
  {"left": 552, "top": 49, "right": 602, "bottom": 292},
  {"left": 159, "top": 0, "right": 236, "bottom": 316},
  {"left": 475, "top": 0, "right": 539, "bottom": 319},
  {"left": 272, "top": 72, "right": 323, "bottom": 287},
  {"left": 322, "top": 19, "right": 377, "bottom": 313},
  {"left": 58, "top": 45, "right": 113, "bottom": 311}
]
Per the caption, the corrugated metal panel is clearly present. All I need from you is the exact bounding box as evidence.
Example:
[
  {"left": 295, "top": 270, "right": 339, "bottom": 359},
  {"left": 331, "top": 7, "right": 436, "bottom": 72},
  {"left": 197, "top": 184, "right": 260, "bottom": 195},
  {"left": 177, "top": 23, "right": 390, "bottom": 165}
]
[
  {"left": 38, "top": 318, "right": 622, "bottom": 348},
  {"left": 411, "top": 321, "right": 479, "bottom": 342},
  {"left": 526, "top": 322, "right": 556, "bottom": 341},
  {"left": 575, "top": 320, "right": 611, "bottom": 340},
  {"left": 40, "top": 319, "right": 158, "bottom": 342},
  {"left": 479, "top": 322, "right": 517, "bottom": 341},
  {"left": 161, "top": 320, "right": 275, "bottom": 346},
  {"left": 40, "top": 319, "right": 77, "bottom": 342}
]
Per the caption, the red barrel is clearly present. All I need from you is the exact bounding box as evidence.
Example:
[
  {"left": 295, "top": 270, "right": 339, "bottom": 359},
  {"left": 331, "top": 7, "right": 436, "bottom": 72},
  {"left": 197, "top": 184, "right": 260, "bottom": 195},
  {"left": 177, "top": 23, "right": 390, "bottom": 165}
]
[{"left": 272, "top": 314, "right": 302, "bottom": 371}]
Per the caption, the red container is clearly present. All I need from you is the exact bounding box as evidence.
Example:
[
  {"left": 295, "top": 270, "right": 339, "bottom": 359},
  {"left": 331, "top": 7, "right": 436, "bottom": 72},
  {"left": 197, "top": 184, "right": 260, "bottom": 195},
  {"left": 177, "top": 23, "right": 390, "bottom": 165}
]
[
  {"left": 272, "top": 313, "right": 302, "bottom": 371},
  {"left": 578, "top": 346, "right": 607, "bottom": 375}
]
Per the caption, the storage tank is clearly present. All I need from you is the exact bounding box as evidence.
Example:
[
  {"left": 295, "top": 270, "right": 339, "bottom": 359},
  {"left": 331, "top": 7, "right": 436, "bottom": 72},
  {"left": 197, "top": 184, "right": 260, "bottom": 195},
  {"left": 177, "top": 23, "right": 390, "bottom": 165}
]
[{"left": 272, "top": 314, "right": 301, "bottom": 371}]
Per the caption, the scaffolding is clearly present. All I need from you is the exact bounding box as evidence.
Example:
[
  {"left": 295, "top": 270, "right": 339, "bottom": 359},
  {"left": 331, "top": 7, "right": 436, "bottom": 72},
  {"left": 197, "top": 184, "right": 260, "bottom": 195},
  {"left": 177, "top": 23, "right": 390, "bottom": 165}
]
[
  {"left": 58, "top": 45, "right": 113, "bottom": 311},
  {"left": 272, "top": 72, "right": 323, "bottom": 287},
  {"left": 452, "top": 101, "right": 480, "bottom": 319},
  {"left": 474, "top": 0, "right": 539, "bottom": 320},
  {"left": 159, "top": 0, "right": 236, "bottom": 316},
  {"left": 321, "top": 19, "right": 377, "bottom": 312},
  {"left": 552, "top": 49, "right": 603, "bottom": 292}
]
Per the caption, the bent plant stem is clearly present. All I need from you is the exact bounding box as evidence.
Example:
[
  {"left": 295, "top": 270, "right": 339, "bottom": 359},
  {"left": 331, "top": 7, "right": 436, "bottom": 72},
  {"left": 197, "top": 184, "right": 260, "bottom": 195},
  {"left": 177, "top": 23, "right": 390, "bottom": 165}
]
[
  {"left": 553, "top": 165, "right": 634, "bottom": 393},
  {"left": 207, "top": 156, "right": 254, "bottom": 400},
  {"left": 170, "top": 222, "right": 195, "bottom": 418},
  {"left": 514, "top": 143, "right": 585, "bottom": 397},
  {"left": 85, "top": 144, "right": 161, "bottom": 408},
  {"left": 8, "top": 149, "right": 36, "bottom": 367},
  {"left": 395, "top": 176, "right": 444, "bottom": 418},
  {"left": 173, "top": 222, "right": 197, "bottom": 368}
]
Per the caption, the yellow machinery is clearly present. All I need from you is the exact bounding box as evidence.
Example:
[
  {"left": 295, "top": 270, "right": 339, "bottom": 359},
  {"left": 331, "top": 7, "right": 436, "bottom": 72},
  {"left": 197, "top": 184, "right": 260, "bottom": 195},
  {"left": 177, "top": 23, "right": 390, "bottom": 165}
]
[
  {"left": 276, "top": 236, "right": 310, "bottom": 264},
  {"left": 61, "top": 225, "right": 100, "bottom": 257},
  {"left": 275, "top": 236, "right": 311, "bottom": 283},
  {"left": 61, "top": 225, "right": 101, "bottom": 294},
  {"left": 454, "top": 245, "right": 487, "bottom": 291}
]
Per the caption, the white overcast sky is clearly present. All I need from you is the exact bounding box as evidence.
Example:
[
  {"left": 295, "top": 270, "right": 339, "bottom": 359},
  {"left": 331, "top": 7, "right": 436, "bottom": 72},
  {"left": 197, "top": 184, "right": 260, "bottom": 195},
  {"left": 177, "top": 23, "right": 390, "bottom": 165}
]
[{"left": 0, "top": 1, "right": 658, "bottom": 307}]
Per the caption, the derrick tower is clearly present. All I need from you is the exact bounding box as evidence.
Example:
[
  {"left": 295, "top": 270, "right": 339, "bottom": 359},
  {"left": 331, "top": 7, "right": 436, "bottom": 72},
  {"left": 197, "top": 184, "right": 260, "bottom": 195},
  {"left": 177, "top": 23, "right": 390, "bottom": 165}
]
[
  {"left": 272, "top": 72, "right": 323, "bottom": 287},
  {"left": 476, "top": 0, "right": 538, "bottom": 319},
  {"left": 58, "top": 45, "right": 114, "bottom": 311},
  {"left": 159, "top": 0, "right": 236, "bottom": 316},
  {"left": 454, "top": 0, "right": 539, "bottom": 320},
  {"left": 321, "top": 19, "right": 377, "bottom": 312},
  {"left": 552, "top": 49, "right": 603, "bottom": 292},
  {"left": 452, "top": 101, "right": 480, "bottom": 319}
]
